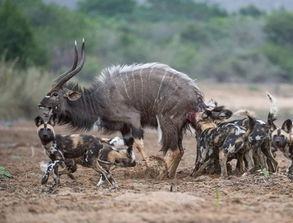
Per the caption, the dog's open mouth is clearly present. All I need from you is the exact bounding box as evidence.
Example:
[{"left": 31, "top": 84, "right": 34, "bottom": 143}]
[{"left": 38, "top": 106, "right": 53, "bottom": 117}]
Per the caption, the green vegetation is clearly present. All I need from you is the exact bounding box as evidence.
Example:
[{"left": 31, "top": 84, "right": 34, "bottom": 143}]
[
  {"left": 263, "top": 11, "right": 293, "bottom": 81},
  {"left": 0, "top": 0, "right": 292, "bottom": 119},
  {"left": 257, "top": 168, "right": 270, "bottom": 178},
  {"left": 0, "top": 0, "right": 46, "bottom": 67},
  {"left": 0, "top": 166, "right": 12, "bottom": 178}
]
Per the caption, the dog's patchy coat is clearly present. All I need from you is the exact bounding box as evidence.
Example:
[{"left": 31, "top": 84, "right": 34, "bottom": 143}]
[
  {"left": 35, "top": 115, "right": 136, "bottom": 190},
  {"left": 270, "top": 119, "right": 293, "bottom": 179},
  {"left": 191, "top": 108, "right": 256, "bottom": 178}
]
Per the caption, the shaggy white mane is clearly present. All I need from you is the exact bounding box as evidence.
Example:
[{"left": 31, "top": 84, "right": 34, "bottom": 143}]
[{"left": 97, "top": 62, "right": 199, "bottom": 89}]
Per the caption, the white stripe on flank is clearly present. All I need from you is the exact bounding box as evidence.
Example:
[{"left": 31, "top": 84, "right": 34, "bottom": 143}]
[
  {"left": 152, "top": 70, "right": 167, "bottom": 111},
  {"left": 122, "top": 73, "right": 130, "bottom": 100},
  {"left": 140, "top": 68, "right": 144, "bottom": 104},
  {"left": 132, "top": 70, "right": 135, "bottom": 99},
  {"left": 156, "top": 115, "right": 162, "bottom": 143}
]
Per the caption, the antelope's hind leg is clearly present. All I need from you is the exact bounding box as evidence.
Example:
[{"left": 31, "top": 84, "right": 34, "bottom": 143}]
[{"left": 165, "top": 147, "right": 184, "bottom": 178}]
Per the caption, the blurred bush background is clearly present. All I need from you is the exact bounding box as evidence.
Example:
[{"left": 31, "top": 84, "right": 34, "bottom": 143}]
[{"left": 0, "top": 0, "right": 293, "bottom": 119}]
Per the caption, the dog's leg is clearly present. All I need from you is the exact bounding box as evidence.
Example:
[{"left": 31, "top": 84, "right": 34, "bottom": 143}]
[
  {"left": 236, "top": 152, "right": 245, "bottom": 174},
  {"left": 287, "top": 160, "right": 293, "bottom": 179},
  {"left": 219, "top": 150, "right": 228, "bottom": 178},
  {"left": 262, "top": 145, "right": 278, "bottom": 172},
  {"left": 253, "top": 148, "right": 262, "bottom": 170},
  {"left": 59, "top": 159, "right": 77, "bottom": 180},
  {"left": 258, "top": 148, "right": 268, "bottom": 170},
  {"left": 41, "top": 161, "right": 53, "bottom": 185},
  {"left": 93, "top": 161, "right": 117, "bottom": 188},
  {"left": 49, "top": 161, "right": 61, "bottom": 190},
  {"left": 97, "top": 174, "right": 106, "bottom": 187},
  {"left": 243, "top": 149, "right": 255, "bottom": 175},
  {"left": 192, "top": 159, "right": 212, "bottom": 178},
  {"left": 105, "top": 172, "right": 118, "bottom": 188},
  {"left": 191, "top": 161, "right": 201, "bottom": 176}
]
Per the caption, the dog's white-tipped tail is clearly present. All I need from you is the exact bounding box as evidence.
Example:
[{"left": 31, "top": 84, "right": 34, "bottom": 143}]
[
  {"left": 266, "top": 92, "right": 278, "bottom": 119},
  {"left": 40, "top": 161, "right": 49, "bottom": 173}
]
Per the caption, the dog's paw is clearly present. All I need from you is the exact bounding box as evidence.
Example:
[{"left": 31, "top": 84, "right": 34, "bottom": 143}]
[
  {"left": 241, "top": 172, "right": 250, "bottom": 177},
  {"left": 67, "top": 173, "right": 75, "bottom": 180},
  {"left": 41, "top": 175, "right": 49, "bottom": 185}
]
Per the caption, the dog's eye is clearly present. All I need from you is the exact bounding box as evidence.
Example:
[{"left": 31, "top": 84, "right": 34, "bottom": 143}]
[{"left": 52, "top": 92, "right": 58, "bottom": 97}]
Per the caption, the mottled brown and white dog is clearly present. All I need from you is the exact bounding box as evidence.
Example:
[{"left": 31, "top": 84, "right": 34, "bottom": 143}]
[
  {"left": 35, "top": 115, "right": 136, "bottom": 190},
  {"left": 203, "top": 94, "right": 278, "bottom": 174},
  {"left": 270, "top": 118, "right": 293, "bottom": 179},
  {"left": 191, "top": 108, "right": 256, "bottom": 178}
]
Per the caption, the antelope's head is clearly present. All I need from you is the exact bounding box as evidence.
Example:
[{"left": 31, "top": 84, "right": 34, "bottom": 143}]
[{"left": 38, "top": 40, "right": 85, "bottom": 117}]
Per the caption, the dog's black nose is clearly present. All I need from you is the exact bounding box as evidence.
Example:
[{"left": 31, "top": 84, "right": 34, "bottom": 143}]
[{"left": 42, "top": 134, "right": 49, "bottom": 139}]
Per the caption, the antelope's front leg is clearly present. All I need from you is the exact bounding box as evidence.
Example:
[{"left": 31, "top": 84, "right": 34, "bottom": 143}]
[{"left": 133, "top": 138, "right": 149, "bottom": 164}]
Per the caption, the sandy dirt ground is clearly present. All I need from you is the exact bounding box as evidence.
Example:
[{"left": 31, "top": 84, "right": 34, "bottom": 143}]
[{"left": 1, "top": 85, "right": 293, "bottom": 223}]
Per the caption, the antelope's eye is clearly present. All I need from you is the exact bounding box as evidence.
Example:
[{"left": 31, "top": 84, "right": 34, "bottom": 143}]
[{"left": 52, "top": 92, "right": 58, "bottom": 97}]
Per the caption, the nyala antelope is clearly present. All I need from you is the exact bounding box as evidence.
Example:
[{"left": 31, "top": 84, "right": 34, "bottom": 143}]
[
  {"left": 35, "top": 115, "right": 136, "bottom": 190},
  {"left": 38, "top": 40, "right": 206, "bottom": 178}
]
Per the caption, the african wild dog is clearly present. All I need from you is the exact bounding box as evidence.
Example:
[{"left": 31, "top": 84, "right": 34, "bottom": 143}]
[
  {"left": 35, "top": 115, "right": 136, "bottom": 190},
  {"left": 191, "top": 108, "right": 256, "bottom": 178},
  {"left": 204, "top": 93, "right": 278, "bottom": 174},
  {"left": 270, "top": 118, "right": 293, "bottom": 179}
]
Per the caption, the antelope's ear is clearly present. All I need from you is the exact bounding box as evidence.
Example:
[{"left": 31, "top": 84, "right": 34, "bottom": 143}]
[
  {"left": 48, "top": 114, "right": 57, "bottom": 126},
  {"left": 282, "top": 119, "right": 292, "bottom": 133},
  {"left": 64, "top": 89, "right": 81, "bottom": 101},
  {"left": 34, "top": 116, "right": 44, "bottom": 127}
]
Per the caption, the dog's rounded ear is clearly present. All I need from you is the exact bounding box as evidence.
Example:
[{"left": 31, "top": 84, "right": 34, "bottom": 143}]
[
  {"left": 282, "top": 119, "right": 292, "bottom": 133},
  {"left": 267, "top": 113, "right": 277, "bottom": 131},
  {"left": 48, "top": 114, "right": 57, "bottom": 126},
  {"left": 202, "top": 110, "right": 212, "bottom": 119},
  {"left": 270, "top": 123, "right": 277, "bottom": 131},
  {"left": 217, "top": 109, "right": 233, "bottom": 120},
  {"left": 34, "top": 116, "right": 44, "bottom": 127}
]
